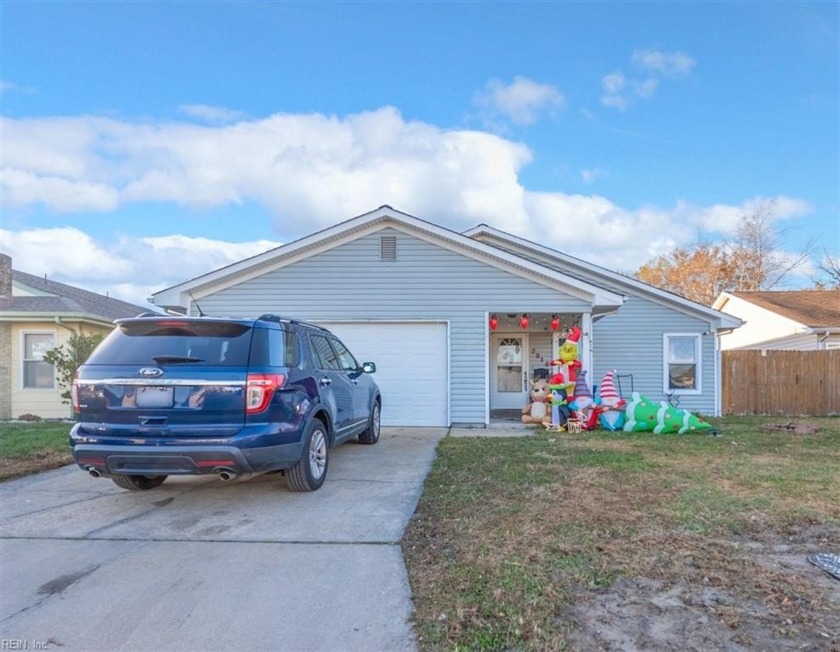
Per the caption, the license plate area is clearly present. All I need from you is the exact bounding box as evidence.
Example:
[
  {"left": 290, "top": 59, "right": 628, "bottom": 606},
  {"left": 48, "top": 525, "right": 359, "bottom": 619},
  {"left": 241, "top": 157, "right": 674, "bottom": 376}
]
[{"left": 135, "top": 386, "right": 175, "bottom": 408}]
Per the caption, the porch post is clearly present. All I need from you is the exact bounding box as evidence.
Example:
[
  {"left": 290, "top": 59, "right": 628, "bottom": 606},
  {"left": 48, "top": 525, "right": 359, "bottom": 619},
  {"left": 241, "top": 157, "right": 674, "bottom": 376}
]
[{"left": 581, "top": 312, "right": 593, "bottom": 380}]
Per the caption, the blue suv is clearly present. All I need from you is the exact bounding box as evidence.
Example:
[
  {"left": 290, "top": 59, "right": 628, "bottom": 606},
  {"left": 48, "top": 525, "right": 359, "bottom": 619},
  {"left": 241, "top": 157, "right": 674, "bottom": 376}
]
[{"left": 70, "top": 314, "right": 381, "bottom": 491}]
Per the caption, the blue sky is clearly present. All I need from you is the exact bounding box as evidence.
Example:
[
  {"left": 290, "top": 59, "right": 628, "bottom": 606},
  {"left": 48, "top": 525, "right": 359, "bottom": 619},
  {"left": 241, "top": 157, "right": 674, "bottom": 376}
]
[{"left": 1, "top": 1, "right": 838, "bottom": 305}]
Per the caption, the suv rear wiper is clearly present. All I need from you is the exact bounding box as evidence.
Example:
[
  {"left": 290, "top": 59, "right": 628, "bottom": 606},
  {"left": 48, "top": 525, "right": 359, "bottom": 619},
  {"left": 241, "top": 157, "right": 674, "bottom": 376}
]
[{"left": 151, "top": 355, "right": 204, "bottom": 364}]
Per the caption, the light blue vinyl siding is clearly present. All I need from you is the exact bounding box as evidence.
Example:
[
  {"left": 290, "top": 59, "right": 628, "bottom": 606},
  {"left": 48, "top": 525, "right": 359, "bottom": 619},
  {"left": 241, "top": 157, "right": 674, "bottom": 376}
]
[
  {"left": 474, "top": 234, "right": 720, "bottom": 414},
  {"left": 198, "top": 228, "right": 589, "bottom": 424},
  {"left": 528, "top": 333, "right": 554, "bottom": 379},
  {"left": 593, "top": 295, "right": 716, "bottom": 414}
]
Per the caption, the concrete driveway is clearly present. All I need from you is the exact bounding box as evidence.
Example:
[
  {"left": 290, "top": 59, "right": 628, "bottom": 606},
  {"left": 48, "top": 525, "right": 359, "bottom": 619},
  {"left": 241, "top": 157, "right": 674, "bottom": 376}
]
[{"left": 0, "top": 427, "right": 446, "bottom": 652}]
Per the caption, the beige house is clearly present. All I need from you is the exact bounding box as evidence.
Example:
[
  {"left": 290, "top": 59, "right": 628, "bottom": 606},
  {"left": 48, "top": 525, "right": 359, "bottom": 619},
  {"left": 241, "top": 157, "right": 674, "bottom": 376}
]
[
  {"left": 0, "top": 254, "right": 149, "bottom": 419},
  {"left": 712, "top": 290, "right": 840, "bottom": 351}
]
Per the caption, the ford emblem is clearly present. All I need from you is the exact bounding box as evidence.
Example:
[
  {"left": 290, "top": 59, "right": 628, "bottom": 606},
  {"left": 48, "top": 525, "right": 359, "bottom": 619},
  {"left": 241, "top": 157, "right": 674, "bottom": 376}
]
[{"left": 138, "top": 367, "right": 164, "bottom": 378}]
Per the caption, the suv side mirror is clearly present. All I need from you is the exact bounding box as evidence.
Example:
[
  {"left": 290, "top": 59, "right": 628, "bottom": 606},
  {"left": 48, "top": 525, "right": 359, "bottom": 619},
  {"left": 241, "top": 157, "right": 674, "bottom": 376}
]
[{"left": 362, "top": 362, "right": 376, "bottom": 374}]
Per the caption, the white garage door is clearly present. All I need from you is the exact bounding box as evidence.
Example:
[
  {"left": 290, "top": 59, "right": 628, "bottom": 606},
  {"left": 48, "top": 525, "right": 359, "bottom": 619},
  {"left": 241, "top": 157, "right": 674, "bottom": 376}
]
[{"left": 316, "top": 321, "right": 448, "bottom": 427}]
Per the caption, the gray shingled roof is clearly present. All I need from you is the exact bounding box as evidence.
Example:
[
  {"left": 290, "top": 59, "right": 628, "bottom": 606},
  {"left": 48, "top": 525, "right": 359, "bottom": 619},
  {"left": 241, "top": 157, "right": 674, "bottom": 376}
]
[{"left": 3, "top": 269, "right": 151, "bottom": 321}]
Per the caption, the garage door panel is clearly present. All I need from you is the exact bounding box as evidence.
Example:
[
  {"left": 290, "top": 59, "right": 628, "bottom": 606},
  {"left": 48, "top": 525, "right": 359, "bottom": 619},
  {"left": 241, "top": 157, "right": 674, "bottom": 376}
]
[{"left": 316, "top": 322, "right": 448, "bottom": 427}]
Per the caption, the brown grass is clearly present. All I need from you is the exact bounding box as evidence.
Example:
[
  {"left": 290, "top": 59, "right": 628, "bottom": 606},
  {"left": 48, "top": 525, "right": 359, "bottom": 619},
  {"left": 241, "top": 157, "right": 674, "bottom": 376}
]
[{"left": 403, "top": 419, "right": 840, "bottom": 650}]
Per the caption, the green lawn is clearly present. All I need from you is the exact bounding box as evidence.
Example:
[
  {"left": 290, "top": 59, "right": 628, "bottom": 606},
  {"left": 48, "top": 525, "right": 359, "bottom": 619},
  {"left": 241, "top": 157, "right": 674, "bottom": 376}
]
[
  {"left": 0, "top": 421, "right": 73, "bottom": 480},
  {"left": 402, "top": 416, "right": 840, "bottom": 651}
]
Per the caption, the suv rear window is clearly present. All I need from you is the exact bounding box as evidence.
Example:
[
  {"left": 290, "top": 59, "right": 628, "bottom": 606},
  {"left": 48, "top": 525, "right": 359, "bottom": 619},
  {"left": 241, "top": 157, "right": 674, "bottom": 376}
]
[{"left": 87, "top": 320, "right": 254, "bottom": 366}]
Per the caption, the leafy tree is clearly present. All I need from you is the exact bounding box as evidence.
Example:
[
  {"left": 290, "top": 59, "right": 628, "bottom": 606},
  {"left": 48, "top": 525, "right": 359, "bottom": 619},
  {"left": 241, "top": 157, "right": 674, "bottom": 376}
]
[
  {"left": 635, "top": 243, "right": 735, "bottom": 306},
  {"left": 635, "top": 200, "right": 812, "bottom": 304},
  {"left": 43, "top": 332, "right": 105, "bottom": 403}
]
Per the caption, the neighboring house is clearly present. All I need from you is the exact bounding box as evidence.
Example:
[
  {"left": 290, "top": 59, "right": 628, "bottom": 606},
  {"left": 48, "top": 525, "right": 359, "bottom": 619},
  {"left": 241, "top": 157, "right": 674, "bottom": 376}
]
[
  {"left": 712, "top": 290, "right": 840, "bottom": 351},
  {"left": 0, "top": 254, "right": 150, "bottom": 419},
  {"left": 152, "top": 206, "right": 742, "bottom": 427}
]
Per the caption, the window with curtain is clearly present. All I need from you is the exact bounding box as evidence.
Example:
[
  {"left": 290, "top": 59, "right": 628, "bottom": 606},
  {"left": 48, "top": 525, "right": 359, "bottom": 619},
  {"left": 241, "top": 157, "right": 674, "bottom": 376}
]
[
  {"left": 23, "top": 332, "right": 55, "bottom": 388},
  {"left": 663, "top": 334, "right": 700, "bottom": 392}
]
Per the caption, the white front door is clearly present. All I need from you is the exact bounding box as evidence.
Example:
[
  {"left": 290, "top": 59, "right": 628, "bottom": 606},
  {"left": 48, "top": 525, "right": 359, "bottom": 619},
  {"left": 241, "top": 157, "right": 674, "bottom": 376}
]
[{"left": 491, "top": 333, "right": 529, "bottom": 410}]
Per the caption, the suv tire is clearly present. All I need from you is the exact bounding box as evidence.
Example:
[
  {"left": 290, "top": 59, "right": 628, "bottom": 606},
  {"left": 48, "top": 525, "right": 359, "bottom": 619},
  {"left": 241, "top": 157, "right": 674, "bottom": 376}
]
[
  {"left": 358, "top": 400, "right": 381, "bottom": 445},
  {"left": 111, "top": 474, "right": 168, "bottom": 491},
  {"left": 286, "top": 418, "right": 329, "bottom": 492}
]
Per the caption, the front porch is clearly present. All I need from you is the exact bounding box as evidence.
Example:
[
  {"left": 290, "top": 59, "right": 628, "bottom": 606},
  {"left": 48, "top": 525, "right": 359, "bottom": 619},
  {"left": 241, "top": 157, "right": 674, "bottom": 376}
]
[{"left": 487, "top": 312, "right": 589, "bottom": 419}]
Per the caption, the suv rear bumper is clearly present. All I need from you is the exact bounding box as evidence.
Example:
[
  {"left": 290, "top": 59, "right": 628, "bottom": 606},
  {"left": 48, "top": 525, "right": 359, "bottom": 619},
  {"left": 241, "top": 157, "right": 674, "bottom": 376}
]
[{"left": 72, "top": 442, "right": 304, "bottom": 477}]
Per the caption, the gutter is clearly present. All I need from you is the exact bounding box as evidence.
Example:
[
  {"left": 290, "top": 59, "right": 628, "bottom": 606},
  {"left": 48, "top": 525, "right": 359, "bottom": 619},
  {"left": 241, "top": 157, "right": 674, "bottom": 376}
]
[
  {"left": 0, "top": 312, "right": 114, "bottom": 327},
  {"left": 54, "top": 316, "right": 77, "bottom": 335}
]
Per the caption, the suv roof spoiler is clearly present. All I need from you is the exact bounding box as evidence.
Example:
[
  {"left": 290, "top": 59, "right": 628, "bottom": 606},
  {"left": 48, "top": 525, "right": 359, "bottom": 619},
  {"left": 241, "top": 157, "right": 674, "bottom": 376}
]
[{"left": 115, "top": 313, "right": 330, "bottom": 332}]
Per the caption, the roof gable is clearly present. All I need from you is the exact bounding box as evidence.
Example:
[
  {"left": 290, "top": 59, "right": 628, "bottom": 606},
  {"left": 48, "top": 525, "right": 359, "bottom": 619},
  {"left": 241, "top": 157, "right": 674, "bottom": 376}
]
[
  {"left": 152, "top": 206, "right": 625, "bottom": 311},
  {"left": 715, "top": 291, "right": 840, "bottom": 329},
  {"left": 464, "top": 224, "right": 743, "bottom": 330}
]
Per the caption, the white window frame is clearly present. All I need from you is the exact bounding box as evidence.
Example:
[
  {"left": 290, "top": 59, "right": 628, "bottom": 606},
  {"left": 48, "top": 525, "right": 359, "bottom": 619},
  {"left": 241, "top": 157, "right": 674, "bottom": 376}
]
[
  {"left": 662, "top": 333, "right": 702, "bottom": 395},
  {"left": 20, "top": 330, "right": 57, "bottom": 390}
]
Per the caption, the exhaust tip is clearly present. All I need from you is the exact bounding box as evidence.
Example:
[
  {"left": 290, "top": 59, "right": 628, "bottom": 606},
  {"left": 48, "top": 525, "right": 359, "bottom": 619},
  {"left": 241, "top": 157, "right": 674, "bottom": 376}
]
[
  {"left": 86, "top": 467, "right": 101, "bottom": 478},
  {"left": 218, "top": 469, "right": 238, "bottom": 482}
]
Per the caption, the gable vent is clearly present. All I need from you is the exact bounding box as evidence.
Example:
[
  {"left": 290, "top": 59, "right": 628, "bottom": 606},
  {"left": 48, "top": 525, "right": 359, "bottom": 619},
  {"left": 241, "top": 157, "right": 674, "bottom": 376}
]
[{"left": 380, "top": 236, "right": 397, "bottom": 261}]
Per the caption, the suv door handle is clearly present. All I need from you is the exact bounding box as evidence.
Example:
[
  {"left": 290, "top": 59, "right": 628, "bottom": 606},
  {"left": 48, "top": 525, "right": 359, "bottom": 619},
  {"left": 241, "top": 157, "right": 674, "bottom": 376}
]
[{"left": 319, "top": 377, "right": 332, "bottom": 386}]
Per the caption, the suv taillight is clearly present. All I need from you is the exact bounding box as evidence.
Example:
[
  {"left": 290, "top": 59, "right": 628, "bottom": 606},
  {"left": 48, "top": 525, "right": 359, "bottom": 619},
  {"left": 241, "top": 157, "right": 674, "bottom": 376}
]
[
  {"left": 246, "top": 373, "right": 286, "bottom": 413},
  {"left": 71, "top": 375, "right": 80, "bottom": 414}
]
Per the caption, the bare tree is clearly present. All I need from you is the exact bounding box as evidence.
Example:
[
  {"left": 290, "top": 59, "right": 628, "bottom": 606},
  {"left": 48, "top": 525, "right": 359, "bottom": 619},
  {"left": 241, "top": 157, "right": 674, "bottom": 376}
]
[
  {"left": 817, "top": 250, "right": 840, "bottom": 288},
  {"left": 635, "top": 199, "right": 813, "bottom": 303},
  {"left": 730, "top": 199, "right": 811, "bottom": 290}
]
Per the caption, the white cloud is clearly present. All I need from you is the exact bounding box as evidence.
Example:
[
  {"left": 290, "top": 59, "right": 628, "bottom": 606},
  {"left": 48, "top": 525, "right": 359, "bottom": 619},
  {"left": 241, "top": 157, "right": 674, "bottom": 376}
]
[
  {"left": 0, "top": 228, "right": 280, "bottom": 306},
  {"left": 0, "top": 107, "right": 816, "bottom": 300},
  {"left": 1, "top": 108, "right": 532, "bottom": 232},
  {"left": 601, "top": 49, "right": 694, "bottom": 110},
  {"left": 0, "top": 228, "right": 134, "bottom": 281},
  {"left": 632, "top": 49, "right": 696, "bottom": 77},
  {"left": 475, "top": 76, "right": 566, "bottom": 127},
  {"left": 600, "top": 73, "right": 659, "bottom": 110},
  {"left": 1, "top": 168, "right": 120, "bottom": 212},
  {"left": 581, "top": 168, "right": 608, "bottom": 184},
  {"left": 179, "top": 104, "right": 246, "bottom": 124},
  {"left": 689, "top": 196, "right": 812, "bottom": 234}
]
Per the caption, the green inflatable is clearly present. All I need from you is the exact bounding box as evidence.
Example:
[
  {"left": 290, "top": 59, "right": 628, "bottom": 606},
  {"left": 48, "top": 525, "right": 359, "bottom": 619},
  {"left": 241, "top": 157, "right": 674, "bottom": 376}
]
[{"left": 622, "top": 392, "right": 712, "bottom": 434}]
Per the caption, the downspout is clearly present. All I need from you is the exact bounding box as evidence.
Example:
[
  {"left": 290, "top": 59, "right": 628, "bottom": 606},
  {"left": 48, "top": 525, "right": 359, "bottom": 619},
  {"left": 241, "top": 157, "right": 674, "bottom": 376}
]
[
  {"left": 818, "top": 331, "right": 830, "bottom": 350},
  {"left": 714, "top": 329, "right": 722, "bottom": 417}
]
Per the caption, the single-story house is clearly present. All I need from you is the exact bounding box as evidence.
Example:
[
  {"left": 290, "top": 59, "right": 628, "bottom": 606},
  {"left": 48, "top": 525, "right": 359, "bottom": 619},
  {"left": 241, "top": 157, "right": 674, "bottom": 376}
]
[
  {"left": 152, "top": 206, "right": 742, "bottom": 427},
  {"left": 0, "top": 254, "right": 149, "bottom": 419},
  {"left": 712, "top": 290, "right": 840, "bottom": 351}
]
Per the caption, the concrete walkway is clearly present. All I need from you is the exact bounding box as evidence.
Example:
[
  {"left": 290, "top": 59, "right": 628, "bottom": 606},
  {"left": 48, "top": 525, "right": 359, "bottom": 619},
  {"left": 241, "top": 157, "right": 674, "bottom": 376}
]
[{"left": 0, "top": 427, "right": 446, "bottom": 652}]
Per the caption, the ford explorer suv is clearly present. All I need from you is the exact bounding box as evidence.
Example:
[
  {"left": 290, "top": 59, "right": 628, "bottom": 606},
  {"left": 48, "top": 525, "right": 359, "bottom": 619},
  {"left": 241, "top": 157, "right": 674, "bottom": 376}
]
[{"left": 70, "top": 314, "right": 381, "bottom": 491}]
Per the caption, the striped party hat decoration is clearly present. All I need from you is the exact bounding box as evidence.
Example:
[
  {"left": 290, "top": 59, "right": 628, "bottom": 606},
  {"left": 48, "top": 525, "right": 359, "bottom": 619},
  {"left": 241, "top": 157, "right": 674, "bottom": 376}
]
[{"left": 599, "top": 370, "right": 622, "bottom": 407}]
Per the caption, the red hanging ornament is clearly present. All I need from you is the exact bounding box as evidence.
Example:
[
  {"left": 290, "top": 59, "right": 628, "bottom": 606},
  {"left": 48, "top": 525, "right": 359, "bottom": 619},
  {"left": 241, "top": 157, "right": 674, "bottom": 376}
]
[
  {"left": 520, "top": 314, "right": 529, "bottom": 330},
  {"left": 489, "top": 315, "right": 498, "bottom": 331},
  {"left": 550, "top": 315, "right": 560, "bottom": 331}
]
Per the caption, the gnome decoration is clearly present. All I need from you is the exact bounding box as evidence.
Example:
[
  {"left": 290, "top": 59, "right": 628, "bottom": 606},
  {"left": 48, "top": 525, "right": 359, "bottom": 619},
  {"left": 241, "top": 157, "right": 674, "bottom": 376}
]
[
  {"left": 569, "top": 370, "right": 599, "bottom": 430},
  {"left": 597, "top": 370, "right": 626, "bottom": 431}
]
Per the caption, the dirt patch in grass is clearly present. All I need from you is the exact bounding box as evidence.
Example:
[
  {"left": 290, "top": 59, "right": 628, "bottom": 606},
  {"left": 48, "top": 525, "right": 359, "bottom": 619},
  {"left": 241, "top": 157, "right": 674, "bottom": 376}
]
[
  {"left": 561, "top": 528, "right": 839, "bottom": 651},
  {"left": 0, "top": 449, "right": 73, "bottom": 481}
]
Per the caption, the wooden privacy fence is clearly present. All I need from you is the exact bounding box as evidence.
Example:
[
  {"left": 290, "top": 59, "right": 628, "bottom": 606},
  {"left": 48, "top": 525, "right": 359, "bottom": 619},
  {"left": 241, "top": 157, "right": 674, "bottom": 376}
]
[{"left": 722, "top": 349, "right": 840, "bottom": 416}]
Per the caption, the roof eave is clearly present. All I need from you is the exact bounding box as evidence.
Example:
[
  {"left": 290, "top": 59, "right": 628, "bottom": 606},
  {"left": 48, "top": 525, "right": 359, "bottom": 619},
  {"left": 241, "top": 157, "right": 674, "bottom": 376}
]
[{"left": 468, "top": 225, "right": 740, "bottom": 328}]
